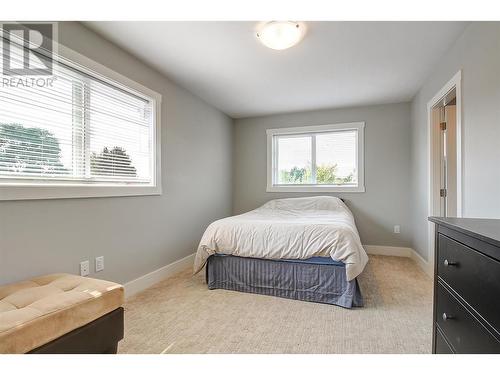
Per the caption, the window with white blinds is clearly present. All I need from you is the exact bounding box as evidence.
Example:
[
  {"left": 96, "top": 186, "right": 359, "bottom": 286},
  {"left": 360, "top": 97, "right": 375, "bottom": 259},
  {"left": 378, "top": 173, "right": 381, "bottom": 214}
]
[
  {"left": 266, "top": 123, "right": 365, "bottom": 193},
  {"left": 0, "top": 39, "right": 161, "bottom": 200}
]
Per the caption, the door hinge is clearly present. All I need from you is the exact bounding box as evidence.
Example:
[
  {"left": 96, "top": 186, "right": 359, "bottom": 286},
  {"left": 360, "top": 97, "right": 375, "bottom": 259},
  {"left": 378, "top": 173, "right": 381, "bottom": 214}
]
[
  {"left": 440, "top": 122, "right": 447, "bottom": 131},
  {"left": 440, "top": 188, "right": 447, "bottom": 198}
]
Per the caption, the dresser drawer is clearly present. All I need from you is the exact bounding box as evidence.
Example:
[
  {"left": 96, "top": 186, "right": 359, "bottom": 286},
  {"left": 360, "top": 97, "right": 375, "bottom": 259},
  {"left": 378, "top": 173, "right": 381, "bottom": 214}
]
[
  {"left": 435, "top": 327, "right": 454, "bottom": 354},
  {"left": 436, "top": 283, "right": 500, "bottom": 353},
  {"left": 437, "top": 233, "right": 500, "bottom": 331}
]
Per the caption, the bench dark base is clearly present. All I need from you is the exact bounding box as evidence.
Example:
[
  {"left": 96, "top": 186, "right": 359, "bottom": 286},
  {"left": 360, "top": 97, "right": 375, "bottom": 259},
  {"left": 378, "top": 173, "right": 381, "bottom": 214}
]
[{"left": 28, "top": 307, "right": 124, "bottom": 354}]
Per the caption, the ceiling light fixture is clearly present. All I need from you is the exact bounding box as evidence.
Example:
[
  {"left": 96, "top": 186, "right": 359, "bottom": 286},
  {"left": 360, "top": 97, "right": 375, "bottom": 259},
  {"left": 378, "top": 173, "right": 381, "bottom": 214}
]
[{"left": 256, "top": 21, "right": 304, "bottom": 50}]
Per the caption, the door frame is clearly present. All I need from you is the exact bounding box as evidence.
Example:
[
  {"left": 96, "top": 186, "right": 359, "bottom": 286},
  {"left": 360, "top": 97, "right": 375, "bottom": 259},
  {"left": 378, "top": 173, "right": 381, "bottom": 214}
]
[{"left": 427, "top": 70, "right": 462, "bottom": 270}]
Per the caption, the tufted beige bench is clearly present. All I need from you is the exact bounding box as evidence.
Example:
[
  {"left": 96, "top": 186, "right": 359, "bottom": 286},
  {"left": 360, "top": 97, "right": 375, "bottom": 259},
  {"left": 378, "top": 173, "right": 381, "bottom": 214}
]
[{"left": 0, "top": 273, "right": 124, "bottom": 354}]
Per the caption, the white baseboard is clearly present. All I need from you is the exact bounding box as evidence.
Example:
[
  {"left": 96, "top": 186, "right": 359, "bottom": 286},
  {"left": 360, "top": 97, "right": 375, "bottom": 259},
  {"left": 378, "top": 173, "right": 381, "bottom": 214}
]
[
  {"left": 363, "top": 245, "right": 412, "bottom": 257},
  {"left": 364, "top": 245, "right": 433, "bottom": 279},
  {"left": 124, "top": 253, "right": 195, "bottom": 299},
  {"left": 409, "top": 249, "right": 434, "bottom": 278}
]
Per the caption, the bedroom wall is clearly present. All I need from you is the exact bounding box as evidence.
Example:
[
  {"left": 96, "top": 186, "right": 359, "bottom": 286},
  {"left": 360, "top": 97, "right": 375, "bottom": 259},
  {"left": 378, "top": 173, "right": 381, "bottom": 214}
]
[
  {"left": 0, "top": 22, "right": 233, "bottom": 285},
  {"left": 410, "top": 22, "right": 500, "bottom": 261},
  {"left": 233, "top": 103, "right": 412, "bottom": 248}
]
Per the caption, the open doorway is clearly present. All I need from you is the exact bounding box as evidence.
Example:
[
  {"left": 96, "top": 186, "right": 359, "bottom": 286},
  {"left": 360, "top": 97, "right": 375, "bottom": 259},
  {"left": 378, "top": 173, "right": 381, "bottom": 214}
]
[
  {"left": 427, "top": 71, "right": 462, "bottom": 270},
  {"left": 431, "top": 88, "right": 457, "bottom": 217}
]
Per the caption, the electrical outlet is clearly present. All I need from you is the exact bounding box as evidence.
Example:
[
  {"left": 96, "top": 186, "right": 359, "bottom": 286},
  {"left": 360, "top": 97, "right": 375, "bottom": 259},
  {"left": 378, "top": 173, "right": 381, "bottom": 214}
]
[
  {"left": 80, "top": 260, "right": 90, "bottom": 276},
  {"left": 394, "top": 225, "right": 401, "bottom": 234},
  {"left": 95, "top": 256, "right": 104, "bottom": 272}
]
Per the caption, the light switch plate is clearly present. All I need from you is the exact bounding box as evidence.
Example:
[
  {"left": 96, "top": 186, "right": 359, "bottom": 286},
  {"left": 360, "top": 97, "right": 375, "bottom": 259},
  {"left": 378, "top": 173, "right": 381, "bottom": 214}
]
[
  {"left": 394, "top": 225, "right": 401, "bottom": 234},
  {"left": 80, "top": 260, "right": 90, "bottom": 276},
  {"left": 95, "top": 256, "right": 104, "bottom": 272}
]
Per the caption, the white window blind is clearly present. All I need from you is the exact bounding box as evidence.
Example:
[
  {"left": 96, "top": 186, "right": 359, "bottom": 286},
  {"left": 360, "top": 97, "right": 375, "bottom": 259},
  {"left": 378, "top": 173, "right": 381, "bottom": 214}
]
[
  {"left": 0, "top": 40, "right": 157, "bottom": 189},
  {"left": 275, "top": 130, "right": 358, "bottom": 185},
  {"left": 266, "top": 123, "right": 365, "bottom": 193}
]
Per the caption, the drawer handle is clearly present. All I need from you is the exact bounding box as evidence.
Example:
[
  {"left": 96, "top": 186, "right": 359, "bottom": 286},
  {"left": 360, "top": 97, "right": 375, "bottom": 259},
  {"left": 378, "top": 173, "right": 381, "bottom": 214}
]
[
  {"left": 444, "top": 259, "right": 458, "bottom": 267},
  {"left": 442, "top": 313, "right": 454, "bottom": 321}
]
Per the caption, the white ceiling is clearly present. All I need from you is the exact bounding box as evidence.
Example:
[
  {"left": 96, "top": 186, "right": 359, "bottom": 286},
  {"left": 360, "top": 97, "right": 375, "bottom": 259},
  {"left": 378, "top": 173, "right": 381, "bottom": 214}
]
[{"left": 84, "top": 21, "right": 468, "bottom": 118}]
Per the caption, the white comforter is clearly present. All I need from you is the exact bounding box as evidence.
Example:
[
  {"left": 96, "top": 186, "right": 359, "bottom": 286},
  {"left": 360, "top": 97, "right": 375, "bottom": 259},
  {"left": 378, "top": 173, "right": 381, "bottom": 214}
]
[{"left": 194, "top": 196, "right": 368, "bottom": 281}]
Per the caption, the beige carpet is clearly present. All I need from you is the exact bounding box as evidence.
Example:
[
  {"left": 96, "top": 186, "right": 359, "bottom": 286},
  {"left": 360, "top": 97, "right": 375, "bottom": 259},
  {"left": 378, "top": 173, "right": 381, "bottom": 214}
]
[{"left": 119, "top": 255, "right": 432, "bottom": 354}]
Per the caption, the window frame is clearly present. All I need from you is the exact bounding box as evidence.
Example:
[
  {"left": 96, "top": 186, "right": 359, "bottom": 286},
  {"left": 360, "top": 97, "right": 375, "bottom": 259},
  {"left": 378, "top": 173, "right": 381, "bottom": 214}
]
[
  {"left": 0, "top": 42, "right": 162, "bottom": 201},
  {"left": 266, "top": 122, "right": 365, "bottom": 193}
]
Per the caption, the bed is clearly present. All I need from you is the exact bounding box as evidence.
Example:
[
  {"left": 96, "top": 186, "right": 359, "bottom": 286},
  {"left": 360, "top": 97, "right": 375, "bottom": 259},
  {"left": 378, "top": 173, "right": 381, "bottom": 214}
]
[{"left": 194, "top": 196, "right": 368, "bottom": 308}]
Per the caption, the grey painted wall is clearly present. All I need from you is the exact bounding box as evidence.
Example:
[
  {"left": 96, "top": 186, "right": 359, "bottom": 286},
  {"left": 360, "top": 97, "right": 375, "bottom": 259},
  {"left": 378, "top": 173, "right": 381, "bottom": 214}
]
[
  {"left": 0, "top": 22, "right": 233, "bottom": 285},
  {"left": 233, "top": 103, "right": 412, "bottom": 247},
  {"left": 410, "top": 22, "right": 500, "bottom": 260}
]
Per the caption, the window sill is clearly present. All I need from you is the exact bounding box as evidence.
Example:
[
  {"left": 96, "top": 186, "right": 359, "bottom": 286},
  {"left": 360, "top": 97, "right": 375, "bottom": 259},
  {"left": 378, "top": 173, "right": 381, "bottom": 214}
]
[
  {"left": 266, "top": 185, "right": 365, "bottom": 193},
  {"left": 0, "top": 185, "right": 162, "bottom": 201}
]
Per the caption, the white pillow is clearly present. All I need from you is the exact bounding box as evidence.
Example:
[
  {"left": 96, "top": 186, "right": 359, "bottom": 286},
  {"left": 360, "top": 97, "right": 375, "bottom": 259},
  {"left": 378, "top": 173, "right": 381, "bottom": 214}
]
[{"left": 259, "top": 196, "right": 344, "bottom": 211}]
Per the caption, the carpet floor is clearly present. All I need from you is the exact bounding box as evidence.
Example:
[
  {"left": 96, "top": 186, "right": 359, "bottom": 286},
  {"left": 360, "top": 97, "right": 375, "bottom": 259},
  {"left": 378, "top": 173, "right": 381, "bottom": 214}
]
[{"left": 118, "top": 255, "right": 433, "bottom": 354}]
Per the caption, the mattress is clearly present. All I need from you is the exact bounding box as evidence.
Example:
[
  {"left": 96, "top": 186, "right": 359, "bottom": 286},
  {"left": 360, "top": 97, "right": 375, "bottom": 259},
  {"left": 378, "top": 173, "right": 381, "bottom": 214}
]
[
  {"left": 213, "top": 253, "right": 345, "bottom": 266},
  {"left": 206, "top": 254, "right": 363, "bottom": 308}
]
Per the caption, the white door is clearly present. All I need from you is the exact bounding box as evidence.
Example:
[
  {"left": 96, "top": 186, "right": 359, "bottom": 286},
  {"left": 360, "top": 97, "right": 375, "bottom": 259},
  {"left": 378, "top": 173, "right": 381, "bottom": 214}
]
[
  {"left": 445, "top": 105, "right": 457, "bottom": 217},
  {"left": 438, "top": 104, "right": 457, "bottom": 217}
]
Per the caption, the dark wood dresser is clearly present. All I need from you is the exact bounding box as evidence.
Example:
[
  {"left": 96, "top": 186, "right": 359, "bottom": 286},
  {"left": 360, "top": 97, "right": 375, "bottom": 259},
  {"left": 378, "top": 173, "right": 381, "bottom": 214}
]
[{"left": 429, "top": 217, "right": 500, "bottom": 354}]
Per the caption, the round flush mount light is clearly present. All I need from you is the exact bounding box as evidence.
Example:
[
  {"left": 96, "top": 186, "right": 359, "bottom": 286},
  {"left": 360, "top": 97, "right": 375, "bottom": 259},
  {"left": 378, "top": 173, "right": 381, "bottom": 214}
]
[{"left": 256, "top": 21, "right": 305, "bottom": 50}]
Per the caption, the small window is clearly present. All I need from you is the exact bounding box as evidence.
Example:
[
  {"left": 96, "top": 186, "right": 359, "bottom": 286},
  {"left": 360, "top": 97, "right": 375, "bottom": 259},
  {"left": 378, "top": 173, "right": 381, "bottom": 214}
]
[
  {"left": 267, "top": 122, "right": 365, "bottom": 192},
  {"left": 0, "top": 38, "right": 161, "bottom": 200}
]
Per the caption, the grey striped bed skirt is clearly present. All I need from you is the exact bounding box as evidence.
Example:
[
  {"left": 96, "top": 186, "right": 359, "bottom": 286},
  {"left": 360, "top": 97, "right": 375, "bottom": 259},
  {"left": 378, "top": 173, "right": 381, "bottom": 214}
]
[{"left": 205, "top": 254, "right": 363, "bottom": 308}]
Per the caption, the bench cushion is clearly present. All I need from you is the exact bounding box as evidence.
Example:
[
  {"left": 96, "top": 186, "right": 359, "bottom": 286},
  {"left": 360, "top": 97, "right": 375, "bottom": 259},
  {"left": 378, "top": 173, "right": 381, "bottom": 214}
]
[{"left": 0, "top": 273, "right": 124, "bottom": 354}]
